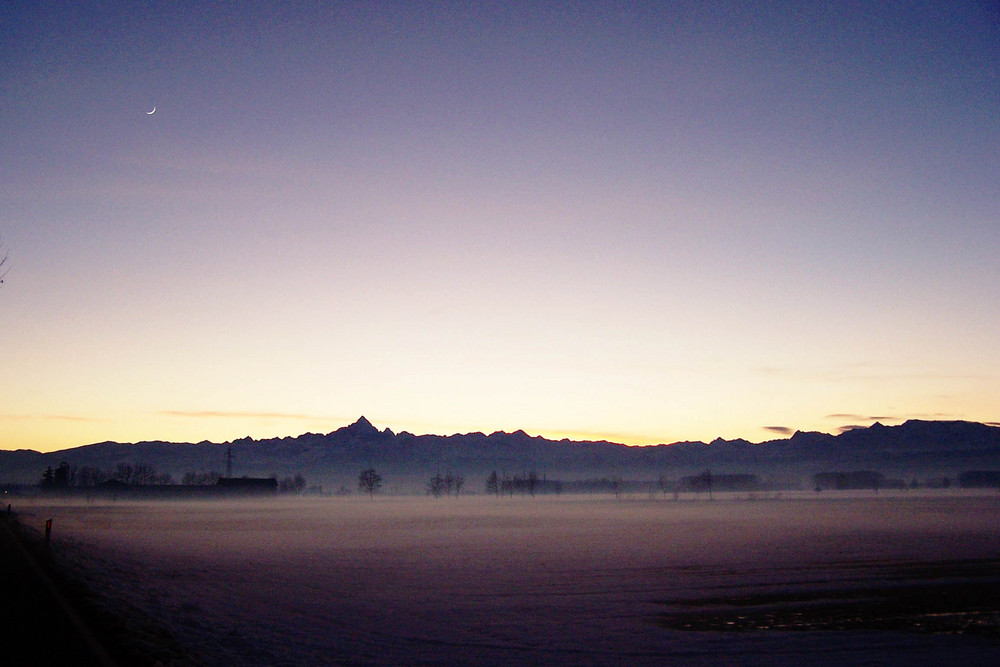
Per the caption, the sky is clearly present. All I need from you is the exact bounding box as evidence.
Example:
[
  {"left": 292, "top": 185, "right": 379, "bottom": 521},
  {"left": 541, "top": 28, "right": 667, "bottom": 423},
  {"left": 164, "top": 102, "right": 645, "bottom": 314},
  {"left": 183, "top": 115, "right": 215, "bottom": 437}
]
[{"left": 2, "top": 1, "right": 998, "bottom": 453}]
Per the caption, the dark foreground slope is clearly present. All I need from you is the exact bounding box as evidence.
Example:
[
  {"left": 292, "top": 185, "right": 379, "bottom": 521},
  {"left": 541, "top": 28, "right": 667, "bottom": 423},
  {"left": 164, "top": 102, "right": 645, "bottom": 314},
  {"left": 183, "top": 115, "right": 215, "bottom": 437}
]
[{"left": 0, "top": 511, "right": 199, "bottom": 666}]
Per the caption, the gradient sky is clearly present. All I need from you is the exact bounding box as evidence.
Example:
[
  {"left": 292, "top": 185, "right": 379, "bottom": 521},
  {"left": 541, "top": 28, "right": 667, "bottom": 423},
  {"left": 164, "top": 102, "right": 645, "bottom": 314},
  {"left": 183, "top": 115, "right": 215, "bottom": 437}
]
[{"left": 2, "top": 1, "right": 998, "bottom": 453}]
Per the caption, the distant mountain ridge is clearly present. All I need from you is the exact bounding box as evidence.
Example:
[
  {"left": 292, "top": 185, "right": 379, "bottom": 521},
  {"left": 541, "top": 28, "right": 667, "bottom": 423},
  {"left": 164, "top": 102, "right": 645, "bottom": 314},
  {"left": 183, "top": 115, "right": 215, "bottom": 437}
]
[{"left": 2, "top": 418, "right": 999, "bottom": 489}]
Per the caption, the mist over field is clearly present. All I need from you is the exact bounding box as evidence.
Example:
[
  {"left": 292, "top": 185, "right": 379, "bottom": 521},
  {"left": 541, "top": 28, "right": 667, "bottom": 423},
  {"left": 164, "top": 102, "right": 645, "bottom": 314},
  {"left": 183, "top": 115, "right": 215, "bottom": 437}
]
[
  {"left": 16, "top": 492, "right": 1000, "bottom": 665},
  {"left": 7, "top": 418, "right": 1000, "bottom": 494}
]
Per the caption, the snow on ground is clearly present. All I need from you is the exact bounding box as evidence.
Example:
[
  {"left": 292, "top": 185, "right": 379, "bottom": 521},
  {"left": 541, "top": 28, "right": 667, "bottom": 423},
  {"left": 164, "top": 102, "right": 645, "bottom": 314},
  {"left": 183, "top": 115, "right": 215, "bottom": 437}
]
[{"left": 16, "top": 491, "right": 1000, "bottom": 665}]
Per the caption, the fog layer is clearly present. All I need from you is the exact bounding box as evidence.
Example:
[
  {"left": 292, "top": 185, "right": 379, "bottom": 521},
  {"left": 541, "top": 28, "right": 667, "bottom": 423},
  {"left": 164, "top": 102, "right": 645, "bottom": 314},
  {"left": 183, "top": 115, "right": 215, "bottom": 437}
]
[{"left": 20, "top": 493, "right": 1000, "bottom": 665}]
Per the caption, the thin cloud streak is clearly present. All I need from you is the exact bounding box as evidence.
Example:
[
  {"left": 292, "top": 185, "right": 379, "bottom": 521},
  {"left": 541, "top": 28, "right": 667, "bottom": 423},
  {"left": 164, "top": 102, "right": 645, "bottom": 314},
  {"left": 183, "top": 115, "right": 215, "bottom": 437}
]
[
  {"left": 824, "top": 412, "right": 958, "bottom": 422},
  {"left": 824, "top": 413, "right": 898, "bottom": 422},
  {"left": 3, "top": 414, "right": 106, "bottom": 422},
  {"left": 758, "top": 365, "right": 993, "bottom": 383},
  {"left": 159, "top": 410, "right": 348, "bottom": 423}
]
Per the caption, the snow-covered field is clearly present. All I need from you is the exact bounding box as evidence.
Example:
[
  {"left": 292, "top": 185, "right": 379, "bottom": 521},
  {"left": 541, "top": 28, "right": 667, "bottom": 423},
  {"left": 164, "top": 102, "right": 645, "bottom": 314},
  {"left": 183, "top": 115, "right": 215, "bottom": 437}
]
[{"left": 18, "top": 492, "right": 1000, "bottom": 665}]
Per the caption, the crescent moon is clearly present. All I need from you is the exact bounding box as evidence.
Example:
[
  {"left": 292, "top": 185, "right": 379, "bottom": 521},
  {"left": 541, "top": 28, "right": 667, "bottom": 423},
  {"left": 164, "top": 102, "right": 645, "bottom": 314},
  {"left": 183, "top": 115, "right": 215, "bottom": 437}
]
[{"left": 146, "top": 106, "right": 156, "bottom": 115}]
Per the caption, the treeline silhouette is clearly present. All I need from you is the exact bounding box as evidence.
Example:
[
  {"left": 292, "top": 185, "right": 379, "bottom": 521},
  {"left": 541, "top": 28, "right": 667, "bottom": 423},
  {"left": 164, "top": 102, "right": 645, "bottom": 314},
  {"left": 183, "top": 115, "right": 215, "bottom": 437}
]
[
  {"left": 40, "top": 461, "right": 173, "bottom": 489},
  {"left": 39, "top": 462, "right": 309, "bottom": 495},
  {"left": 483, "top": 470, "right": 562, "bottom": 496},
  {"left": 34, "top": 460, "right": 1000, "bottom": 498},
  {"left": 426, "top": 471, "right": 465, "bottom": 497}
]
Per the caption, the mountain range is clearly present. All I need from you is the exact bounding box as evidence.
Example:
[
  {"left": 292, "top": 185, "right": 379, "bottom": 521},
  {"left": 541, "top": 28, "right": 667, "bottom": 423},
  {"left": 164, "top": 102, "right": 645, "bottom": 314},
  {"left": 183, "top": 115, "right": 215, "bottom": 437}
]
[{"left": 3, "top": 418, "right": 1000, "bottom": 492}]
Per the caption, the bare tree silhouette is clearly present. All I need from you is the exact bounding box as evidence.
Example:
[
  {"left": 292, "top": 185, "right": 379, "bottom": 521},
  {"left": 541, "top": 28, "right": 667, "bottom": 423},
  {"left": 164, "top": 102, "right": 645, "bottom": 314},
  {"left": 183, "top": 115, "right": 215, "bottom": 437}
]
[
  {"left": 0, "top": 235, "right": 9, "bottom": 285},
  {"left": 657, "top": 472, "right": 669, "bottom": 499},
  {"left": 427, "top": 471, "right": 445, "bottom": 498},
  {"left": 428, "top": 471, "right": 464, "bottom": 497},
  {"left": 702, "top": 469, "right": 713, "bottom": 501},
  {"left": 358, "top": 468, "right": 382, "bottom": 499},
  {"left": 485, "top": 470, "right": 499, "bottom": 497}
]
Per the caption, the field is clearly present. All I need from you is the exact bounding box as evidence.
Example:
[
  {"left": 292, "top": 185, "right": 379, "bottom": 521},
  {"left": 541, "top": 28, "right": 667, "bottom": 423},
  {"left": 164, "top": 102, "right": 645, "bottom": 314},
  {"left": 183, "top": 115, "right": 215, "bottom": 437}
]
[{"left": 14, "top": 491, "right": 1000, "bottom": 665}]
